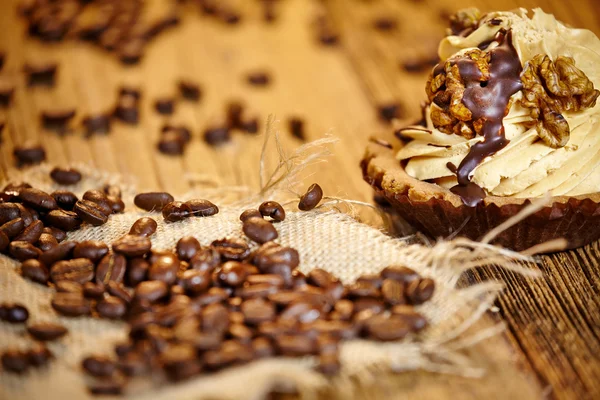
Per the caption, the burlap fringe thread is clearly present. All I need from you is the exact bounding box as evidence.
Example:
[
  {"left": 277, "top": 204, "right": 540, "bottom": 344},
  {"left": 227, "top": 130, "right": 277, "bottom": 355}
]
[{"left": 0, "top": 117, "right": 556, "bottom": 400}]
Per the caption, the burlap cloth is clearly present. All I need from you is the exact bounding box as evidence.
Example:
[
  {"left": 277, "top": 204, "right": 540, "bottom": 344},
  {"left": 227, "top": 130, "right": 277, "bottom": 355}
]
[{"left": 0, "top": 133, "right": 542, "bottom": 400}]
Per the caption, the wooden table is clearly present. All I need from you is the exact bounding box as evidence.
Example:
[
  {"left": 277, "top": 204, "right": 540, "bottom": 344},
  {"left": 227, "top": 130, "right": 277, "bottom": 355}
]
[{"left": 1, "top": 0, "right": 599, "bottom": 399}]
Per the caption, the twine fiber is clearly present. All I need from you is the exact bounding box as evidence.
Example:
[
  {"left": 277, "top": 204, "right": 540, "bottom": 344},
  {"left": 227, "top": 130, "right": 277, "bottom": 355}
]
[{"left": 0, "top": 132, "right": 541, "bottom": 400}]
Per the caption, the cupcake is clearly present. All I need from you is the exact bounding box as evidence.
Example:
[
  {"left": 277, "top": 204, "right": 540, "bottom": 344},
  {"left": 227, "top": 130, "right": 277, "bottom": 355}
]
[{"left": 361, "top": 8, "right": 600, "bottom": 251}]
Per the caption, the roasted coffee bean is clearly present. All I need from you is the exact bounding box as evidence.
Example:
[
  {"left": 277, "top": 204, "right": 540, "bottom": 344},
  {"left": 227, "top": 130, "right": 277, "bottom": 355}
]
[
  {"left": 97, "top": 296, "right": 127, "bottom": 319},
  {"left": 28, "top": 344, "right": 52, "bottom": 367},
  {"left": 258, "top": 201, "right": 285, "bottom": 222},
  {"left": 378, "top": 103, "right": 402, "bottom": 122},
  {"left": 50, "top": 170, "right": 81, "bottom": 188},
  {"left": 288, "top": 117, "right": 305, "bottom": 140},
  {"left": 251, "top": 337, "right": 274, "bottom": 359},
  {"left": 176, "top": 237, "right": 201, "bottom": 261},
  {"left": 83, "top": 114, "right": 111, "bottom": 136},
  {"left": 82, "top": 355, "right": 116, "bottom": 377},
  {"left": 192, "top": 286, "right": 228, "bottom": 308},
  {"left": 36, "top": 232, "right": 58, "bottom": 251},
  {"left": 381, "top": 279, "right": 406, "bottom": 305},
  {"left": 74, "top": 200, "right": 108, "bottom": 226},
  {"left": 108, "top": 195, "right": 125, "bottom": 213},
  {"left": 73, "top": 240, "right": 109, "bottom": 263},
  {"left": 83, "top": 282, "right": 105, "bottom": 299},
  {"left": 158, "top": 132, "right": 186, "bottom": 155},
  {"left": 241, "top": 298, "right": 275, "bottom": 325},
  {"left": 135, "top": 280, "right": 168, "bottom": 303},
  {"left": 15, "top": 203, "right": 35, "bottom": 226},
  {"left": 298, "top": 183, "right": 323, "bottom": 211},
  {"left": 316, "top": 353, "right": 340, "bottom": 375},
  {"left": 308, "top": 268, "right": 339, "bottom": 289},
  {"left": 185, "top": 199, "right": 219, "bottom": 217},
  {"left": 228, "top": 323, "right": 253, "bottom": 343},
  {"left": 45, "top": 209, "right": 82, "bottom": 231},
  {"left": 1, "top": 217, "right": 24, "bottom": 238},
  {"left": 203, "top": 126, "right": 230, "bottom": 146},
  {"left": 353, "top": 298, "right": 385, "bottom": 314},
  {"left": 380, "top": 265, "right": 420, "bottom": 283},
  {"left": 82, "top": 190, "right": 112, "bottom": 215},
  {"left": 14, "top": 219, "right": 43, "bottom": 243},
  {"left": 96, "top": 253, "right": 127, "bottom": 284},
  {"left": 42, "top": 226, "right": 66, "bottom": 242},
  {"left": 217, "top": 261, "right": 252, "bottom": 287},
  {"left": 180, "top": 269, "right": 210, "bottom": 295},
  {"left": 365, "top": 315, "right": 411, "bottom": 341},
  {"left": 211, "top": 237, "right": 250, "bottom": 261},
  {"left": 280, "top": 301, "right": 321, "bottom": 323},
  {"left": 243, "top": 217, "right": 278, "bottom": 244},
  {"left": 1, "top": 349, "right": 29, "bottom": 373},
  {"left": 0, "top": 203, "right": 21, "bottom": 225},
  {"left": 24, "top": 61, "right": 57, "bottom": 86},
  {"left": 0, "top": 303, "right": 29, "bottom": 323},
  {"left": 189, "top": 246, "right": 220, "bottom": 272},
  {"left": 201, "top": 303, "right": 230, "bottom": 334},
  {"left": 178, "top": 80, "right": 201, "bottom": 101},
  {"left": 154, "top": 98, "right": 175, "bottom": 115},
  {"left": 252, "top": 242, "right": 300, "bottom": 272},
  {"left": 0, "top": 230, "right": 10, "bottom": 253},
  {"left": 41, "top": 108, "right": 76, "bottom": 131},
  {"left": 10, "top": 240, "right": 42, "bottom": 261},
  {"left": 241, "top": 117, "right": 259, "bottom": 134},
  {"left": 112, "top": 234, "right": 151, "bottom": 257},
  {"left": 27, "top": 322, "right": 68, "bottom": 341},
  {"left": 106, "top": 282, "right": 132, "bottom": 304},
  {"left": 405, "top": 278, "right": 435, "bottom": 305},
  {"left": 50, "top": 258, "right": 95, "bottom": 284},
  {"left": 246, "top": 274, "right": 285, "bottom": 287},
  {"left": 333, "top": 299, "right": 354, "bottom": 321},
  {"left": 225, "top": 101, "right": 244, "bottom": 129},
  {"left": 118, "top": 38, "right": 145, "bottom": 65},
  {"left": 239, "top": 209, "right": 262, "bottom": 222},
  {"left": 246, "top": 71, "right": 271, "bottom": 86},
  {"left": 114, "top": 94, "right": 139, "bottom": 124},
  {"left": 2, "top": 182, "right": 31, "bottom": 198},
  {"left": 236, "top": 283, "right": 278, "bottom": 299},
  {"left": 118, "top": 352, "right": 148, "bottom": 376},
  {"left": 13, "top": 142, "right": 46, "bottom": 166},
  {"left": 127, "top": 258, "right": 149, "bottom": 287},
  {"left": 372, "top": 16, "right": 397, "bottom": 31},
  {"left": 133, "top": 192, "right": 175, "bottom": 212},
  {"left": 19, "top": 188, "right": 57, "bottom": 211},
  {"left": 391, "top": 305, "right": 427, "bottom": 331},
  {"left": 129, "top": 217, "right": 157, "bottom": 237},
  {"left": 148, "top": 254, "right": 179, "bottom": 285},
  {"left": 119, "top": 86, "right": 141, "bottom": 100},
  {"left": 39, "top": 240, "right": 76, "bottom": 265},
  {"left": 55, "top": 281, "right": 83, "bottom": 294},
  {"left": 346, "top": 281, "right": 380, "bottom": 298},
  {"left": 162, "top": 124, "right": 192, "bottom": 143},
  {"left": 51, "top": 292, "right": 91, "bottom": 316},
  {"left": 21, "top": 259, "right": 49, "bottom": 284},
  {"left": 275, "top": 334, "right": 316, "bottom": 356}
]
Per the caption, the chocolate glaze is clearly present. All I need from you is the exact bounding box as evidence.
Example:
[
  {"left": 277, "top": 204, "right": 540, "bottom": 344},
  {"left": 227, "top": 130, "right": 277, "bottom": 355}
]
[{"left": 445, "top": 30, "right": 523, "bottom": 206}]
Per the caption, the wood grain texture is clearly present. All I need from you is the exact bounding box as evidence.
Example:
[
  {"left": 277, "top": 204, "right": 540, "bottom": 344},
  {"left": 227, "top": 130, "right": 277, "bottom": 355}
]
[{"left": 0, "top": 0, "right": 599, "bottom": 399}]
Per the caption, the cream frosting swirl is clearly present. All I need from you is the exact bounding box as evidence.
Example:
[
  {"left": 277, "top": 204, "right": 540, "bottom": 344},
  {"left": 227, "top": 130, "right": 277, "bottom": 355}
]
[{"left": 397, "top": 9, "right": 600, "bottom": 198}]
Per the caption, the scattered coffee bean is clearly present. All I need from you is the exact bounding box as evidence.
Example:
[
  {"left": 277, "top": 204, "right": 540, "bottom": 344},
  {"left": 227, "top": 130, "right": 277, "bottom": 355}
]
[
  {"left": 258, "top": 201, "right": 285, "bottom": 222},
  {"left": 45, "top": 209, "right": 82, "bottom": 231},
  {"left": 246, "top": 71, "right": 271, "bottom": 86},
  {"left": 242, "top": 117, "right": 259, "bottom": 134},
  {"left": 21, "top": 259, "right": 49, "bottom": 284},
  {"left": 1, "top": 349, "right": 29, "bottom": 373},
  {"left": 381, "top": 265, "right": 419, "bottom": 283},
  {"left": 97, "top": 296, "right": 127, "bottom": 319},
  {"left": 129, "top": 217, "right": 158, "bottom": 237},
  {"left": 50, "top": 258, "right": 95, "bottom": 284},
  {"left": 114, "top": 94, "right": 140, "bottom": 124},
  {"left": 176, "top": 237, "right": 201, "bottom": 261},
  {"left": 82, "top": 190, "right": 112, "bottom": 215},
  {"left": 373, "top": 17, "right": 397, "bottom": 31},
  {"left": 41, "top": 108, "right": 76, "bottom": 131},
  {"left": 118, "top": 38, "right": 145, "bottom": 65},
  {"left": 55, "top": 281, "right": 83, "bottom": 294},
  {"left": 106, "top": 282, "right": 132, "bottom": 304},
  {"left": 96, "top": 253, "right": 127, "bottom": 284},
  {"left": 135, "top": 280, "right": 168, "bottom": 303},
  {"left": 158, "top": 131, "right": 186, "bottom": 155},
  {"left": 226, "top": 101, "right": 244, "bottom": 129},
  {"left": 39, "top": 240, "right": 76, "bottom": 265},
  {"left": 288, "top": 117, "right": 305, "bottom": 140},
  {"left": 24, "top": 61, "right": 57, "bottom": 86},
  {"left": 28, "top": 344, "right": 53, "bottom": 367},
  {"left": 10, "top": 241, "right": 42, "bottom": 261},
  {"left": 127, "top": 257, "right": 149, "bottom": 287},
  {"left": 134, "top": 192, "right": 174, "bottom": 212},
  {"left": 243, "top": 217, "right": 278, "bottom": 244},
  {"left": 211, "top": 237, "right": 250, "bottom": 261},
  {"left": 14, "top": 219, "right": 43, "bottom": 243},
  {"left": 180, "top": 269, "right": 210, "bottom": 295},
  {"left": 298, "top": 183, "right": 323, "bottom": 211},
  {"left": 381, "top": 279, "right": 406, "bottom": 306},
  {"left": 1, "top": 218, "right": 24, "bottom": 238},
  {"left": 178, "top": 80, "right": 201, "bottom": 101},
  {"left": 148, "top": 254, "right": 179, "bottom": 285},
  {"left": 50, "top": 167, "right": 82, "bottom": 185},
  {"left": 391, "top": 305, "right": 427, "bottom": 331},
  {"left": 0, "top": 203, "right": 21, "bottom": 224},
  {"left": 51, "top": 292, "right": 91, "bottom": 316},
  {"left": 83, "top": 114, "right": 111, "bottom": 136},
  {"left": 240, "top": 209, "right": 262, "bottom": 222},
  {"left": 73, "top": 240, "right": 109, "bottom": 263},
  {"left": 13, "top": 142, "right": 46, "bottom": 166},
  {"left": 405, "top": 278, "right": 435, "bottom": 305},
  {"left": 37, "top": 232, "right": 59, "bottom": 251},
  {"left": 51, "top": 190, "right": 78, "bottom": 210},
  {"left": 0, "top": 303, "right": 29, "bottom": 323},
  {"left": 74, "top": 200, "right": 109, "bottom": 226},
  {"left": 365, "top": 315, "right": 411, "bottom": 341},
  {"left": 83, "top": 282, "right": 105, "bottom": 299},
  {"left": 82, "top": 355, "right": 116, "bottom": 377},
  {"left": 19, "top": 188, "right": 57, "bottom": 211},
  {"left": 203, "top": 126, "right": 230, "bottom": 146},
  {"left": 154, "top": 98, "right": 175, "bottom": 115},
  {"left": 27, "top": 322, "right": 68, "bottom": 341},
  {"left": 162, "top": 201, "right": 192, "bottom": 223},
  {"left": 378, "top": 103, "right": 402, "bottom": 122},
  {"left": 185, "top": 199, "right": 219, "bottom": 217},
  {"left": 112, "top": 234, "right": 151, "bottom": 257}
]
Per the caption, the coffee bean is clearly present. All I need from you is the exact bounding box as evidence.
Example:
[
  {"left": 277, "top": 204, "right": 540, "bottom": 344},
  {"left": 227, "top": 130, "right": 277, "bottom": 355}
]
[
  {"left": 298, "top": 183, "right": 323, "bottom": 211},
  {"left": 73, "top": 240, "right": 109, "bottom": 263},
  {"left": 365, "top": 315, "right": 410, "bottom": 341},
  {"left": 243, "top": 217, "right": 278, "bottom": 244},
  {"left": 10, "top": 241, "right": 42, "bottom": 261},
  {"left": 346, "top": 281, "right": 380, "bottom": 298},
  {"left": 50, "top": 258, "right": 95, "bottom": 284},
  {"left": 13, "top": 142, "right": 46, "bottom": 166},
  {"left": 381, "top": 265, "right": 420, "bottom": 283},
  {"left": 378, "top": 103, "right": 401, "bottom": 122},
  {"left": 405, "top": 278, "right": 435, "bottom": 305},
  {"left": 15, "top": 203, "right": 35, "bottom": 226},
  {"left": 97, "top": 296, "right": 127, "bottom": 319},
  {"left": 134, "top": 192, "right": 175, "bottom": 212},
  {"left": 19, "top": 188, "right": 57, "bottom": 211},
  {"left": 381, "top": 279, "right": 406, "bottom": 305},
  {"left": 82, "top": 355, "right": 116, "bottom": 377},
  {"left": 162, "top": 124, "right": 192, "bottom": 143},
  {"left": 280, "top": 301, "right": 321, "bottom": 323},
  {"left": 119, "top": 38, "right": 145, "bottom": 65},
  {"left": 154, "top": 98, "right": 175, "bottom": 115},
  {"left": 258, "top": 201, "right": 285, "bottom": 222},
  {"left": 135, "top": 280, "right": 168, "bottom": 303},
  {"left": 45, "top": 209, "right": 82, "bottom": 231},
  {"left": 217, "top": 261, "right": 252, "bottom": 287},
  {"left": 96, "top": 253, "right": 127, "bottom": 284},
  {"left": 333, "top": 299, "right": 354, "bottom": 321},
  {"left": 0, "top": 203, "right": 21, "bottom": 224},
  {"left": 390, "top": 305, "right": 427, "bottom": 331},
  {"left": 178, "top": 80, "right": 201, "bottom": 101},
  {"left": 50, "top": 167, "right": 82, "bottom": 185},
  {"left": 114, "top": 94, "right": 139, "bottom": 124},
  {"left": 288, "top": 117, "right": 305, "bottom": 140},
  {"left": 246, "top": 274, "right": 284, "bottom": 287},
  {"left": 1, "top": 349, "right": 29, "bottom": 373},
  {"left": 36, "top": 232, "right": 58, "bottom": 251},
  {"left": 157, "top": 132, "right": 186, "bottom": 155},
  {"left": 211, "top": 237, "right": 250, "bottom": 261},
  {"left": 201, "top": 303, "right": 230, "bottom": 334},
  {"left": 74, "top": 200, "right": 108, "bottom": 226},
  {"left": 2, "top": 182, "right": 31, "bottom": 199},
  {"left": 41, "top": 108, "right": 76, "bottom": 131},
  {"left": 179, "top": 269, "right": 210, "bottom": 295},
  {"left": 108, "top": 196, "right": 125, "bottom": 214},
  {"left": 0, "top": 230, "right": 10, "bottom": 253},
  {"left": 203, "top": 126, "right": 230, "bottom": 146},
  {"left": 127, "top": 257, "right": 149, "bottom": 286},
  {"left": 106, "top": 282, "right": 132, "bottom": 304},
  {"left": 24, "top": 61, "right": 57, "bottom": 86},
  {"left": 246, "top": 71, "right": 270, "bottom": 86},
  {"left": 0, "top": 303, "right": 29, "bottom": 323},
  {"left": 129, "top": 217, "right": 157, "bottom": 237},
  {"left": 239, "top": 209, "right": 262, "bottom": 222},
  {"left": 55, "top": 281, "right": 83, "bottom": 294},
  {"left": 14, "top": 219, "right": 43, "bottom": 243},
  {"left": 1, "top": 218, "right": 24, "bottom": 238},
  {"left": 39, "top": 240, "right": 76, "bottom": 265},
  {"left": 189, "top": 246, "right": 220, "bottom": 272},
  {"left": 241, "top": 298, "right": 275, "bottom": 325},
  {"left": 21, "top": 259, "right": 49, "bottom": 284},
  {"left": 148, "top": 254, "right": 179, "bottom": 285},
  {"left": 275, "top": 334, "right": 316, "bottom": 356},
  {"left": 83, "top": 282, "right": 105, "bottom": 299},
  {"left": 27, "top": 344, "right": 52, "bottom": 367},
  {"left": 241, "top": 117, "right": 259, "bottom": 134},
  {"left": 353, "top": 298, "right": 385, "bottom": 314},
  {"left": 51, "top": 190, "right": 78, "bottom": 211},
  {"left": 27, "top": 322, "right": 68, "bottom": 341},
  {"left": 176, "top": 237, "right": 201, "bottom": 261},
  {"left": 372, "top": 16, "right": 397, "bottom": 31},
  {"left": 252, "top": 242, "right": 300, "bottom": 273},
  {"left": 51, "top": 292, "right": 91, "bottom": 316},
  {"left": 185, "top": 199, "right": 219, "bottom": 217},
  {"left": 112, "top": 234, "right": 152, "bottom": 257},
  {"left": 82, "top": 190, "right": 112, "bottom": 215},
  {"left": 83, "top": 114, "right": 111, "bottom": 136},
  {"left": 119, "top": 86, "right": 141, "bottom": 100},
  {"left": 308, "top": 268, "right": 339, "bottom": 289}
]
